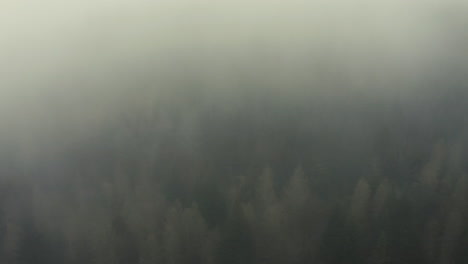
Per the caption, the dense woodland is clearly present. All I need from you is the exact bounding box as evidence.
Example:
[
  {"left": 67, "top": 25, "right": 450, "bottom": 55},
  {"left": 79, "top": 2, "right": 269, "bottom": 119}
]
[
  {"left": 0, "top": 84, "right": 467, "bottom": 264},
  {"left": 2, "top": 0, "right": 468, "bottom": 263}
]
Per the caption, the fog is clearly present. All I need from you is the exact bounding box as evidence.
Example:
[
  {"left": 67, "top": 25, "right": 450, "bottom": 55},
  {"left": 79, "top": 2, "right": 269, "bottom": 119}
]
[
  {"left": 2, "top": 0, "right": 466, "bottom": 142},
  {"left": 1, "top": 1, "right": 468, "bottom": 263}
]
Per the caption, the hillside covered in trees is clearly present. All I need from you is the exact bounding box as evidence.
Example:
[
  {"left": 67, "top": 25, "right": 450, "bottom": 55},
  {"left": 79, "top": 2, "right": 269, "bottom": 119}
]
[{"left": 1, "top": 85, "right": 468, "bottom": 264}]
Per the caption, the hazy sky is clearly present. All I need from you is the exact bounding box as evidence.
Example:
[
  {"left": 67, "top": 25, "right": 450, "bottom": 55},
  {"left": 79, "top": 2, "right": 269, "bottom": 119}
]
[{"left": 0, "top": 0, "right": 466, "bottom": 152}]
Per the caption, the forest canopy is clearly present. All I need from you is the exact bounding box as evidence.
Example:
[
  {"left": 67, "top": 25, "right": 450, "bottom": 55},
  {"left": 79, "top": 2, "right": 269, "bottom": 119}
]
[{"left": 1, "top": 0, "right": 468, "bottom": 263}]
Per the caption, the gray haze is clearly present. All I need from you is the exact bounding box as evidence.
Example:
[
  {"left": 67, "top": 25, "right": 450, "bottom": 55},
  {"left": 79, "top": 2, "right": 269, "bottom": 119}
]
[
  {"left": 1, "top": 0, "right": 467, "bottom": 160},
  {"left": 2, "top": 2, "right": 468, "bottom": 264}
]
